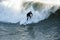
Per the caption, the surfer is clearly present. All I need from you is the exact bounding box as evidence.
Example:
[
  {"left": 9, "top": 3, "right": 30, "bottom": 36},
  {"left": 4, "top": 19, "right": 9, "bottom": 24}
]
[{"left": 27, "top": 11, "right": 33, "bottom": 20}]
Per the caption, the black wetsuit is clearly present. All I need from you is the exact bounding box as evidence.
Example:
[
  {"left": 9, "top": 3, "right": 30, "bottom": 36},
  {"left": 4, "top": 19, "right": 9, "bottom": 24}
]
[{"left": 27, "top": 11, "right": 33, "bottom": 20}]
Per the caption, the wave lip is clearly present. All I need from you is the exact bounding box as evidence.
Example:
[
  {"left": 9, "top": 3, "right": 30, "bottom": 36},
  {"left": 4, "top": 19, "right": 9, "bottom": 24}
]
[{"left": 0, "top": 1, "right": 60, "bottom": 25}]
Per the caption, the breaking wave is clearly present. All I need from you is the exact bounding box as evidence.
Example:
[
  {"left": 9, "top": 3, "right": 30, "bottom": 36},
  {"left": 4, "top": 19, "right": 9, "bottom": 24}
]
[{"left": 0, "top": 0, "right": 60, "bottom": 25}]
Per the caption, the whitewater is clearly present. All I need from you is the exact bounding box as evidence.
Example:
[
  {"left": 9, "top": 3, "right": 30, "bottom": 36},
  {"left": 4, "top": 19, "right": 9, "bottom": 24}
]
[
  {"left": 0, "top": 0, "right": 60, "bottom": 40},
  {"left": 0, "top": 0, "right": 60, "bottom": 25}
]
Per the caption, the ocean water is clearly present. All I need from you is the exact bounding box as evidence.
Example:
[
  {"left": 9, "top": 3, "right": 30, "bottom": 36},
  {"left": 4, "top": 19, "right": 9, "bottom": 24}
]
[
  {"left": 0, "top": 13, "right": 60, "bottom": 40},
  {"left": 0, "top": 0, "right": 60, "bottom": 40},
  {"left": 0, "top": 0, "right": 60, "bottom": 25}
]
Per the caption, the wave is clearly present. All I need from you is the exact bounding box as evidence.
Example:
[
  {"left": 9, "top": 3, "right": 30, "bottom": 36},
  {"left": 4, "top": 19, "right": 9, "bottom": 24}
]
[{"left": 0, "top": 0, "right": 60, "bottom": 25}]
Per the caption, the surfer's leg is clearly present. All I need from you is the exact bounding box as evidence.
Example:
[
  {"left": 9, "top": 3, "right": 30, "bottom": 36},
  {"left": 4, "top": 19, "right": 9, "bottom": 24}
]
[
  {"left": 27, "top": 16, "right": 28, "bottom": 20},
  {"left": 27, "top": 17, "right": 28, "bottom": 20}
]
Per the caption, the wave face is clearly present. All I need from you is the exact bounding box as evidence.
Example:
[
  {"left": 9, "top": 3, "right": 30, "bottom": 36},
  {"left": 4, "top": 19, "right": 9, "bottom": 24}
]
[{"left": 0, "top": 0, "right": 60, "bottom": 25}]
